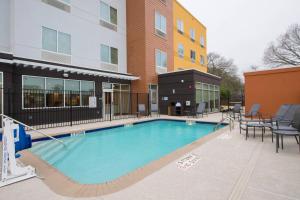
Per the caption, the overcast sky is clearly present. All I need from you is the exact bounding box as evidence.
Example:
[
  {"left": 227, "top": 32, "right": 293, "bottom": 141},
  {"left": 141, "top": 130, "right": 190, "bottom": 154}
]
[{"left": 177, "top": 0, "right": 300, "bottom": 77}]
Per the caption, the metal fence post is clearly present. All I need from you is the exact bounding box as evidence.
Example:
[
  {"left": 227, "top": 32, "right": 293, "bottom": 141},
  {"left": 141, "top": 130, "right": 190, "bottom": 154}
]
[
  {"left": 136, "top": 93, "right": 139, "bottom": 117},
  {"left": 147, "top": 93, "right": 150, "bottom": 116},
  {"left": 70, "top": 91, "right": 73, "bottom": 126},
  {"left": 109, "top": 95, "right": 112, "bottom": 121}
]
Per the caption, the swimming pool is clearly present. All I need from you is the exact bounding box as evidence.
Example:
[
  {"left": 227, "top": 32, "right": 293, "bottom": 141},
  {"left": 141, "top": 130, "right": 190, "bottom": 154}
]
[{"left": 30, "top": 120, "right": 224, "bottom": 184}]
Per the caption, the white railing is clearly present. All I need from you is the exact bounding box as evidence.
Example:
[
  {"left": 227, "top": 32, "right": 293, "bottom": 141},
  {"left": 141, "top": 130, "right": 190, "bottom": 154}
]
[{"left": 0, "top": 114, "right": 65, "bottom": 146}]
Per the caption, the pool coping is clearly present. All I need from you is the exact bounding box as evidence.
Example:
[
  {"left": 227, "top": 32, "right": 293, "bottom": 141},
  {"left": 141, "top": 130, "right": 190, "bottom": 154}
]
[{"left": 20, "top": 119, "right": 230, "bottom": 198}]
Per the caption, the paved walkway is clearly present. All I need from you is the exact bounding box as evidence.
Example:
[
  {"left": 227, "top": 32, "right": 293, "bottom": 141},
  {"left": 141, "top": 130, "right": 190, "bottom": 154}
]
[{"left": 1, "top": 114, "right": 300, "bottom": 200}]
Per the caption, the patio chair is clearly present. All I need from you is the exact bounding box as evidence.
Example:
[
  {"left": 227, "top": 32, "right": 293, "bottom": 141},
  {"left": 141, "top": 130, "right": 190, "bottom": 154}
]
[
  {"left": 195, "top": 102, "right": 207, "bottom": 118},
  {"left": 273, "top": 108, "right": 300, "bottom": 153},
  {"left": 151, "top": 104, "right": 160, "bottom": 117},
  {"left": 230, "top": 104, "right": 242, "bottom": 120},
  {"left": 137, "top": 104, "right": 147, "bottom": 117},
  {"left": 239, "top": 103, "right": 261, "bottom": 134},
  {"left": 241, "top": 104, "right": 291, "bottom": 141},
  {"left": 241, "top": 103, "right": 261, "bottom": 120}
]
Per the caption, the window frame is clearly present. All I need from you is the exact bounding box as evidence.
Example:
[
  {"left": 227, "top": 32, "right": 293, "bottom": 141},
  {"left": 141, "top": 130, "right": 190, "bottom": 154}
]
[
  {"left": 190, "top": 28, "right": 195, "bottom": 41},
  {"left": 155, "top": 49, "right": 167, "bottom": 68},
  {"left": 100, "top": 44, "right": 119, "bottom": 66},
  {"left": 155, "top": 11, "right": 167, "bottom": 35},
  {"left": 100, "top": 1, "right": 118, "bottom": 26},
  {"left": 42, "top": 26, "right": 71, "bottom": 56},
  {"left": 200, "top": 55, "right": 205, "bottom": 65},
  {"left": 178, "top": 43, "right": 184, "bottom": 58},
  {"left": 177, "top": 19, "right": 184, "bottom": 34},
  {"left": 190, "top": 50, "right": 196, "bottom": 63},
  {"left": 200, "top": 35, "right": 205, "bottom": 47},
  {"left": 22, "top": 75, "right": 95, "bottom": 109}
]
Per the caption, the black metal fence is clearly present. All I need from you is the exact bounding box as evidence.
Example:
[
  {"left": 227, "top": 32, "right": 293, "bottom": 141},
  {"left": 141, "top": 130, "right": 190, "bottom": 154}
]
[
  {"left": 1, "top": 89, "right": 150, "bottom": 130},
  {"left": 220, "top": 94, "right": 245, "bottom": 111}
]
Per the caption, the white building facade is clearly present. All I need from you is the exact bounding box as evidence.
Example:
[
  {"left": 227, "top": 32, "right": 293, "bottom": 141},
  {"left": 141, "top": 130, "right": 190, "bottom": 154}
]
[
  {"left": 1, "top": 0, "right": 128, "bottom": 73},
  {"left": 0, "top": 0, "right": 139, "bottom": 127}
]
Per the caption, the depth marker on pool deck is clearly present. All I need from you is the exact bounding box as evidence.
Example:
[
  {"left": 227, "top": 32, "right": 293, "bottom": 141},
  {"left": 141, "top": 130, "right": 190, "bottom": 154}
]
[{"left": 176, "top": 154, "right": 201, "bottom": 171}]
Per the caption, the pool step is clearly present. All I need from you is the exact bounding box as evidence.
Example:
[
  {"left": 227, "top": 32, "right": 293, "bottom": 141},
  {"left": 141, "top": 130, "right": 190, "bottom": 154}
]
[
  {"left": 31, "top": 140, "right": 62, "bottom": 156},
  {"left": 47, "top": 136, "right": 84, "bottom": 165},
  {"left": 41, "top": 137, "right": 78, "bottom": 161}
]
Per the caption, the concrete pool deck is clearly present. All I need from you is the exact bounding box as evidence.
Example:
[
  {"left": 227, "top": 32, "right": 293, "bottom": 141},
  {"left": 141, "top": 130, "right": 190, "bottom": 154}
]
[{"left": 1, "top": 113, "right": 300, "bottom": 200}]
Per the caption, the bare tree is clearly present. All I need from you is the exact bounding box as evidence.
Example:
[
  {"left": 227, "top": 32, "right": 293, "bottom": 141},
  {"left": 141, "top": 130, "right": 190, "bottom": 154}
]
[
  {"left": 263, "top": 24, "right": 300, "bottom": 68},
  {"left": 207, "top": 52, "right": 237, "bottom": 76},
  {"left": 207, "top": 52, "right": 243, "bottom": 97}
]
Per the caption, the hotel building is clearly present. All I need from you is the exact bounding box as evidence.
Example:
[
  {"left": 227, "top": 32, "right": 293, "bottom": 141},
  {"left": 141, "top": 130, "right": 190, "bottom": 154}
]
[{"left": 0, "top": 0, "right": 138, "bottom": 126}]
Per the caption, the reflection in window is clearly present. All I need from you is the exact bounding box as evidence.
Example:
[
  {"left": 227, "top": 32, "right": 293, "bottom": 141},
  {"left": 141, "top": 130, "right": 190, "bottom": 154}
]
[
  {"left": 65, "top": 80, "right": 80, "bottom": 106},
  {"left": 23, "top": 76, "right": 45, "bottom": 108},
  {"left": 81, "top": 81, "right": 95, "bottom": 106},
  {"left": 22, "top": 76, "right": 95, "bottom": 108},
  {"left": 46, "top": 78, "right": 64, "bottom": 107},
  {"left": 195, "top": 82, "right": 220, "bottom": 112}
]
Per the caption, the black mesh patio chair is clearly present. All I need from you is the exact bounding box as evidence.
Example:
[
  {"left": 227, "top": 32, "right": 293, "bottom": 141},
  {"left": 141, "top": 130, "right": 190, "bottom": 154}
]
[
  {"left": 241, "top": 103, "right": 261, "bottom": 120},
  {"left": 273, "top": 108, "right": 300, "bottom": 153},
  {"left": 239, "top": 104, "right": 261, "bottom": 134},
  {"left": 241, "top": 104, "right": 293, "bottom": 142},
  {"left": 230, "top": 104, "right": 242, "bottom": 120}
]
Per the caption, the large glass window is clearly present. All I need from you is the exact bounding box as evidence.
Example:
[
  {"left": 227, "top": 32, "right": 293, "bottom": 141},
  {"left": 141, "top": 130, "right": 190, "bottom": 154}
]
[
  {"left": 58, "top": 32, "right": 71, "bottom": 55},
  {"left": 101, "top": 44, "right": 118, "bottom": 65},
  {"left": 42, "top": 27, "right": 71, "bottom": 55},
  {"left": 42, "top": 27, "right": 57, "bottom": 52},
  {"left": 65, "top": 80, "right": 80, "bottom": 106},
  {"left": 155, "top": 12, "right": 167, "bottom": 34},
  {"left": 46, "top": 78, "right": 64, "bottom": 107},
  {"left": 100, "top": 1, "right": 118, "bottom": 25},
  {"left": 155, "top": 49, "right": 167, "bottom": 68},
  {"left": 81, "top": 81, "right": 95, "bottom": 106},
  {"left": 22, "top": 76, "right": 95, "bottom": 108},
  {"left": 195, "top": 82, "right": 220, "bottom": 112},
  {"left": 23, "top": 76, "right": 45, "bottom": 108}
]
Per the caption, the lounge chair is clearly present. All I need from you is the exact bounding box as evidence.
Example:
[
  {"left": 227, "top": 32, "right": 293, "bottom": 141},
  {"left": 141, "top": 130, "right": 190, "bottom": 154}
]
[
  {"left": 195, "top": 102, "right": 207, "bottom": 118},
  {"left": 273, "top": 108, "right": 300, "bottom": 153}
]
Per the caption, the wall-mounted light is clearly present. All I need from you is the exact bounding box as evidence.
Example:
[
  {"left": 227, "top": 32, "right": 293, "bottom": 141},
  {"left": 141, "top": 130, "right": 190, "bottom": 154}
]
[{"left": 181, "top": 80, "right": 184, "bottom": 83}]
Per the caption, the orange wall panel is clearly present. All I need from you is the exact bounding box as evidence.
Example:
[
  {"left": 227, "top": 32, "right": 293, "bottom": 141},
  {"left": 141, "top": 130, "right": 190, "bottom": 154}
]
[{"left": 244, "top": 67, "right": 300, "bottom": 117}]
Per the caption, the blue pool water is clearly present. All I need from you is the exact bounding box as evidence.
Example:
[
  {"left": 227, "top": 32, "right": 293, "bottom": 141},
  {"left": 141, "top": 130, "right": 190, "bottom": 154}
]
[{"left": 30, "top": 120, "right": 223, "bottom": 184}]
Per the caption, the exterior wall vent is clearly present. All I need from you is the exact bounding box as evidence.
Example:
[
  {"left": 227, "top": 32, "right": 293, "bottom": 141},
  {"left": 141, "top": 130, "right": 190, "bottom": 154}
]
[
  {"left": 41, "top": 51, "right": 71, "bottom": 65},
  {"left": 156, "top": 67, "right": 167, "bottom": 74},
  {"left": 42, "top": 0, "right": 71, "bottom": 13},
  {"left": 100, "top": 63, "right": 118, "bottom": 72},
  {"left": 100, "top": 20, "right": 117, "bottom": 32}
]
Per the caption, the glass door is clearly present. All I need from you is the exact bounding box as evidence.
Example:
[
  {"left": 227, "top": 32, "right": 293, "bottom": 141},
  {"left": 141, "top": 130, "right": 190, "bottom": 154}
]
[
  {"left": 149, "top": 84, "right": 158, "bottom": 113},
  {"left": 103, "top": 90, "right": 113, "bottom": 119}
]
